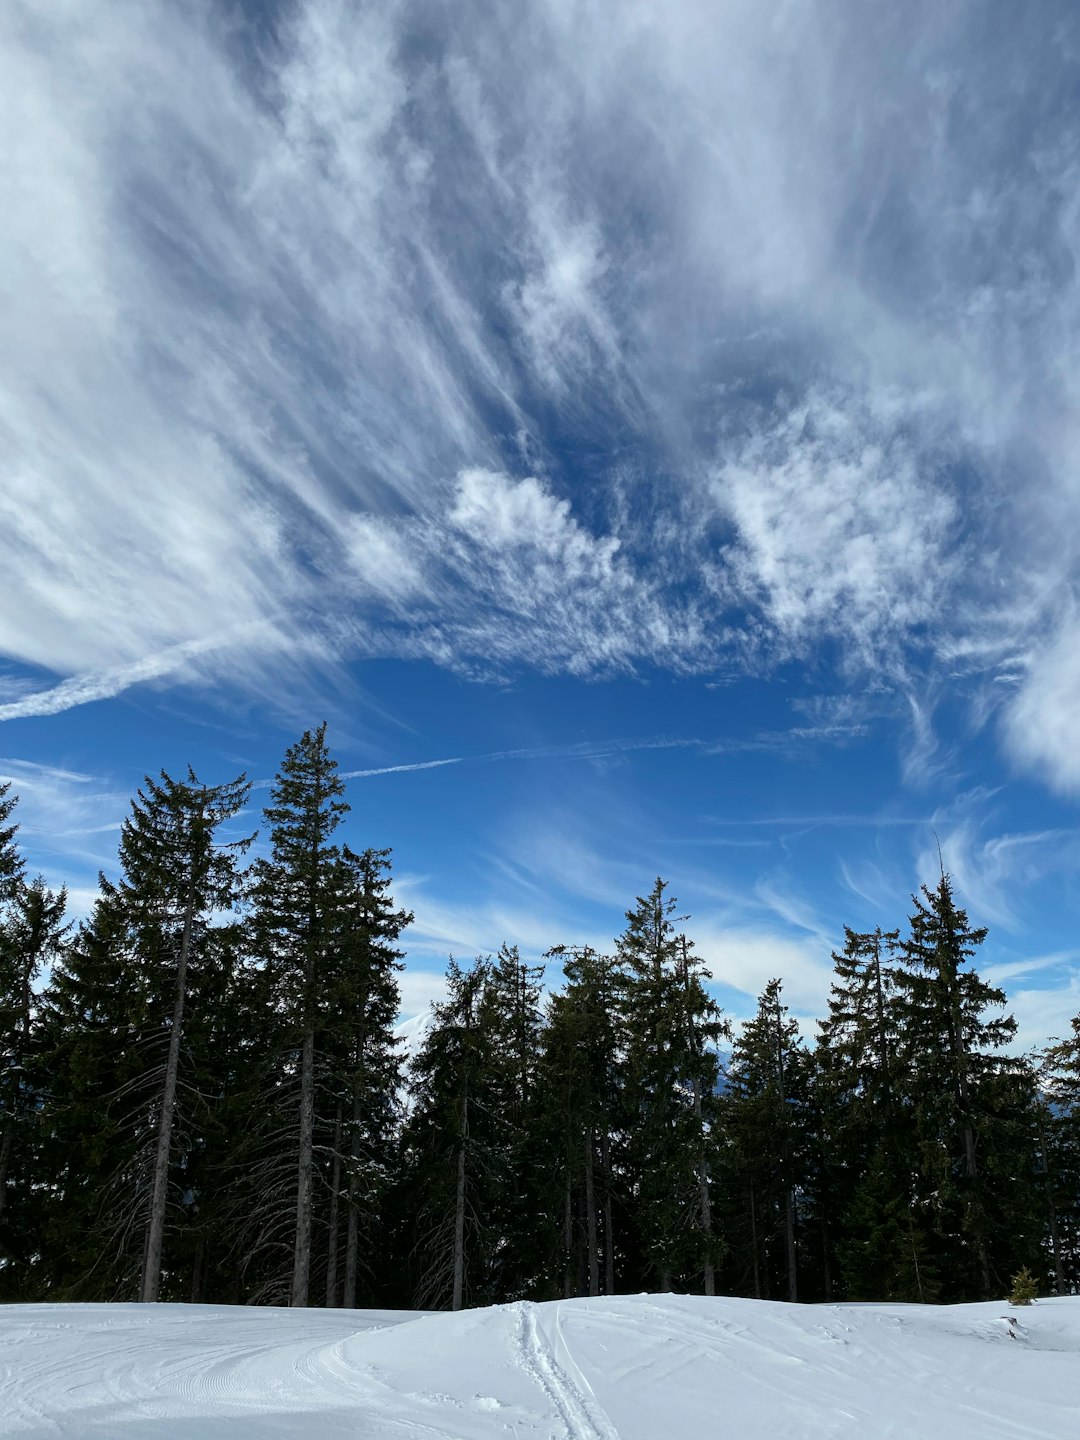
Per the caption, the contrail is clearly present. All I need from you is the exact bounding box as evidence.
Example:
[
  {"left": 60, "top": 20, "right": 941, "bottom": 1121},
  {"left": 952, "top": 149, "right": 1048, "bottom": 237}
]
[{"left": 342, "top": 734, "right": 703, "bottom": 779}]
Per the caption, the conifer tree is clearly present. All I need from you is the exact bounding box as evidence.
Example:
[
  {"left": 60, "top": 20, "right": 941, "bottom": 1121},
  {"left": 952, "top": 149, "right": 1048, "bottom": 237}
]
[
  {"left": 325, "top": 845, "right": 409, "bottom": 1308},
  {"left": 40, "top": 769, "right": 250, "bottom": 1301},
  {"left": 815, "top": 926, "right": 928, "bottom": 1300},
  {"left": 724, "top": 978, "right": 804, "bottom": 1301},
  {"left": 1039, "top": 1013, "right": 1080, "bottom": 1292},
  {"left": 893, "top": 872, "right": 1040, "bottom": 1300},
  {"left": 481, "top": 943, "right": 545, "bottom": 1300},
  {"left": 0, "top": 878, "right": 69, "bottom": 1265},
  {"left": 404, "top": 955, "right": 520, "bottom": 1309},
  {"left": 617, "top": 880, "right": 727, "bottom": 1292},
  {"left": 0, "top": 789, "right": 68, "bottom": 1291},
  {"left": 249, "top": 724, "right": 350, "bottom": 1307},
  {"left": 0, "top": 784, "right": 21, "bottom": 904},
  {"left": 540, "top": 945, "right": 622, "bottom": 1297}
]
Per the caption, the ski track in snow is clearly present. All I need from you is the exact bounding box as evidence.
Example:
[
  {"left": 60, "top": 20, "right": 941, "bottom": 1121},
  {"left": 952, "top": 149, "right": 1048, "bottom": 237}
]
[
  {"left": 513, "top": 1301, "right": 620, "bottom": 1440},
  {"left": 3, "top": 1295, "right": 1080, "bottom": 1439}
]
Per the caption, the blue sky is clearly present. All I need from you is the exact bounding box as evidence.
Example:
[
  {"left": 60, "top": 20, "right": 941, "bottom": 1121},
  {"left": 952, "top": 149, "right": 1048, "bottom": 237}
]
[{"left": 3, "top": 0, "right": 1080, "bottom": 1046}]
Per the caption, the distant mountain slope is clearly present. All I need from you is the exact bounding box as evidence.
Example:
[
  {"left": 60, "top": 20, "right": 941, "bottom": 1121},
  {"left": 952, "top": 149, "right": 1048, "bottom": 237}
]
[{"left": 2, "top": 1293, "right": 1078, "bottom": 1438}]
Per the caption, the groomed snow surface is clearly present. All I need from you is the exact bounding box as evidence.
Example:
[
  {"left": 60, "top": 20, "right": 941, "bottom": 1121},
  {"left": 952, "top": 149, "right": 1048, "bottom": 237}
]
[{"left": 3, "top": 1294, "right": 1079, "bottom": 1438}]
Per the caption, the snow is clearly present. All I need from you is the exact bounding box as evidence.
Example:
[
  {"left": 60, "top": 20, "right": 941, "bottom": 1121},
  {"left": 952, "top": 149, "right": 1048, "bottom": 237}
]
[{"left": 2, "top": 1293, "right": 1079, "bottom": 1438}]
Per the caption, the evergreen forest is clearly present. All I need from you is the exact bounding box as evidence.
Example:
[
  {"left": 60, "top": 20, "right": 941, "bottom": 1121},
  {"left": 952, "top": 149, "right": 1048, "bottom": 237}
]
[{"left": 2, "top": 726, "right": 1080, "bottom": 1310}]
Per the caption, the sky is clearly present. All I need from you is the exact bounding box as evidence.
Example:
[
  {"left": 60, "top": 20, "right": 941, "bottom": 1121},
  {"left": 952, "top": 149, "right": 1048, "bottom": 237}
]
[{"left": 4, "top": 0, "right": 1080, "bottom": 1048}]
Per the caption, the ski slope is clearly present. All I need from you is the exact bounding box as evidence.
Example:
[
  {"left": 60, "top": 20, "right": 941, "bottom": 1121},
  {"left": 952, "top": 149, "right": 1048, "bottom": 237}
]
[{"left": 2, "top": 1293, "right": 1078, "bottom": 1438}]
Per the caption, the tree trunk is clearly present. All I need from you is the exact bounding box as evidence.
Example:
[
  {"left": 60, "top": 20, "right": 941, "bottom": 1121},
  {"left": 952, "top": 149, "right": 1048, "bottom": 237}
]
[
  {"left": 343, "top": 1066, "right": 363, "bottom": 1308},
  {"left": 1048, "top": 1203, "right": 1066, "bottom": 1296},
  {"left": 821, "top": 1216, "right": 833, "bottom": 1302},
  {"left": 325, "top": 1103, "right": 342, "bottom": 1307},
  {"left": 584, "top": 1130, "right": 599, "bottom": 1296},
  {"left": 785, "top": 1186, "right": 798, "bottom": 1302},
  {"left": 140, "top": 876, "right": 197, "bottom": 1304},
  {"left": 563, "top": 1169, "right": 574, "bottom": 1299},
  {"left": 291, "top": 1024, "right": 316, "bottom": 1306},
  {"left": 601, "top": 1130, "right": 615, "bottom": 1296},
  {"left": 0, "top": 1119, "right": 13, "bottom": 1220},
  {"left": 190, "top": 1236, "right": 207, "bottom": 1304},
  {"left": 452, "top": 1092, "right": 468, "bottom": 1311},
  {"left": 749, "top": 1183, "right": 761, "bottom": 1300}
]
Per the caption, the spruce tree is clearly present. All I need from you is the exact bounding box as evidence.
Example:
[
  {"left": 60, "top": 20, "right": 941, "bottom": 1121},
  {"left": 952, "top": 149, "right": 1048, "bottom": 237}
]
[
  {"left": 815, "top": 926, "right": 929, "bottom": 1300},
  {"left": 403, "top": 956, "right": 502, "bottom": 1309},
  {"left": 40, "top": 769, "right": 250, "bottom": 1301},
  {"left": 0, "top": 878, "right": 69, "bottom": 1276},
  {"left": 540, "top": 945, "right": 622, "bottom": 1297},
  {"left": 616, "top": 880, "right": 727, "bottom": 1292},
  {"left": 1040, "top": 1013, "right": 1080, "bottom": 1293},
  {"left": 249, "top": 724, "right": 350, "bottom": 1307},
  {"left": 0, "top": 783, "right": 21, "bottom": 903},
  {"left": 481, "top": 943, "right": 545, "bottom": 1300},
  {"left": 893, "top": 872, "right": 1040, "bottom": 1300},
  {"left": 724, "top": 979, "right": 805, "bottom": 1301},
  {"left": 325, "top": 845, "right": 409, "bottom": 1308}
]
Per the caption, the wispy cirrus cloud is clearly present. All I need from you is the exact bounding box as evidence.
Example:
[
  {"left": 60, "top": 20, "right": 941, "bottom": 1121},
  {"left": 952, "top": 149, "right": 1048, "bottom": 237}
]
[{"left": 4, "top": 0, "right": 1080, "bottom": 805}]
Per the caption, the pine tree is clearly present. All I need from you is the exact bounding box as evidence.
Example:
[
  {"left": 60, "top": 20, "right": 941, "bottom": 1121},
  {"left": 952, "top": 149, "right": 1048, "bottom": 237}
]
[
  {"left": 893, "top": 872, "right": 1040, "bottom": 1300},
  {"left": 0, "top": 783, "right": 21, "bottom": 904},
  {"left": 540, "top": 945, "right": 622, "bottom": 1297},
  {"left": 814, "top": 926, "right": 929, "bottom": 1300},
  {"left": 324, "top": 845, "right": 409, "bottom": 1309},
  {"left": 1039, "top": 1013, "right": 1080, "bottom": 1293},
  {"left": 0, "top": 877, "right": 69, "bottom": 1278},
  {"left": 40, "top": 769, "right": 250, "bottom": 1301},
  {"left": 724, "top": 979, "right": 805, "bottom": 1301},
  {"left": 249, "top": 724, "right": 350, "bottom": 1307},
  {"left": 481, "top": 943, "right": 545, "bottom": 1300},
  {"left": 617, "top": 880, "right": 727, "bottom": 1293},
  {"left": 403, "top": 956, "right": 504, "bottom": 1309}
]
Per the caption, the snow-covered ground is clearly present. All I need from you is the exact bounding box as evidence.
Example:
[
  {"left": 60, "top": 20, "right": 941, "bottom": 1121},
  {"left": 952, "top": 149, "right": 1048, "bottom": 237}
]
[{"left": 2, "top": 1293, "right": 1078, "bottom": 1438}]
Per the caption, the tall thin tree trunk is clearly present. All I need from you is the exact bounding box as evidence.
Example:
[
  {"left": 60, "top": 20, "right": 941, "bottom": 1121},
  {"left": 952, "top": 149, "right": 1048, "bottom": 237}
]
[
  {"left": 563, "top": 1170, "right": 574, "bottom": 1299},
  {"left": 190, "top": 1236, "right": 207, "bottom": 1304},
  {"left": 699, "top": 1153, "right": 715, "bottom": 1297},
  {"left": 785, "top": 1187, "right": 798, "bottom": 1302},
  {"left": 0, "top": 1119, "right": 13, "bottom": 1220},
  {"left": 680, "top": 937, "right": 715, "bottom": 1296},
  {"left": 291, "top": 1024, "right": 316, "bottom": 1306},
  {"left": 1048, "top": 1204, "right": 1065, "bottom": 1296},
  {"left": 325, "top": 1103, "right": 343, "bottom": 1307},
  {"left": 749, "top": 1182, "right": 761, "bottom": 1299},
  {"left": 821, "top": 1217, "right": 833, "bottom": 1302},
  {"left": 452, "top": 1092, "right": 468, "bottom": 1311},
  {"left": 601, "top": 1130, "right": 615, "bottom": 1296},
  {"left": 344, "top": 1183, "right": 359, "bottom": 1307},
  {"left": 584, "top": 1130, "right": 599, "bottom": 1296},
  {"left": 141, "top": 876, "right": 198, "bottom": 1304},
  {"left": 343, "top": 1058, "right": 363, "bottom": 1308}
]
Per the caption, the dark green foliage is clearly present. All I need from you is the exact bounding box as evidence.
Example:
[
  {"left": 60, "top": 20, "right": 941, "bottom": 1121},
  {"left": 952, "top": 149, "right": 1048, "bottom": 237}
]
[
  {"left": 615, "top": 881, "right": 729, "bottom": 1293},
  {"left": 402, "top": 956, "right": 499, "bottom": 1309},
  {"left": 0, "top": 877, "right": 69, "bottom": 1293},
  {"left": 245, "top": 727, "right": 408, "bottom": 1307},
  {"left": 1008, "top": 1265, "right": 1038, "bottom": 1305},
  {"left": 5, "top": 743, "right": 1080, "bottom": 1312},
  {"left": 723, "top": 979, "right": 806, "bottom": 1301},
  {"left": 892, "top": 874, "right": 1042, "bottom": 1300},
  {"left": 34, "top": 769, "right": 251, "bottom": 1301},
  {"left": 538, "top": 944, "right": 623, "bottom": 1297}
]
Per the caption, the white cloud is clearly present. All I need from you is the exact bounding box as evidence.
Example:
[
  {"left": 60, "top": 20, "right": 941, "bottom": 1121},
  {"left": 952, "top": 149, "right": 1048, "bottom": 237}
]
[
  {"left": 3, "top": 0, "right": 1080, "bottom": 791},
  {"left": 715, "top": 392, "right": 957, "bottom": 663},
  {"left": 1004, "top": 614, "right": 1080, "bottom": 794}
]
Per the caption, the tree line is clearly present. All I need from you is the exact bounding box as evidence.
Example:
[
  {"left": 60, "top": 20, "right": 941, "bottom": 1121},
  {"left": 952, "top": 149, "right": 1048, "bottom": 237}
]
[{"left": 1, "top": 725, "right": 1079, "bottom": 1308}]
